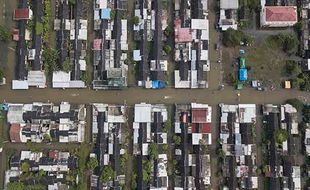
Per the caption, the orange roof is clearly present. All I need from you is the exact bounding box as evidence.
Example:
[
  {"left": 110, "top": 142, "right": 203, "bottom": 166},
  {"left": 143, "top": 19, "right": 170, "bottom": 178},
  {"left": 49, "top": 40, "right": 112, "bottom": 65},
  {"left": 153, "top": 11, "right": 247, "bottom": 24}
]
[
  {"left": 10, "top": 124, "right": 21, "bottom": 142},
  {"left": 265, "top": 6, "right": 297, "bottom": 22}
]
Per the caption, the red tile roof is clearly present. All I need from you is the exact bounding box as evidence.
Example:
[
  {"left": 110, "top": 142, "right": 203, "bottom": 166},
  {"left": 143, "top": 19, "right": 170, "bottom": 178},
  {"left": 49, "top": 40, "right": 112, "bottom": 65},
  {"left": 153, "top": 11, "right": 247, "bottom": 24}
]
[
  {"left": 192, "top": 108, "right": 208, "bottom": 123},
  {"left": 10, "top": 124, "right": 21, "bottom": 142},
  {"left": 93, "top": 39, "right": 102, "bottom": 50},
  {"left": 265, "top": 6, "right": 297, "bottom": 22},
  {"left": 14, "top": 8, "right": 31, "bottom": 20},
  {"left": 49, "top": 151, "right": 59, "bottom": 160},
  {"left": 191, "top": 123, "right": 211, "bottom": 133},
  {"left": 174, "top": 19, "right": 192, "bottom": 43}
]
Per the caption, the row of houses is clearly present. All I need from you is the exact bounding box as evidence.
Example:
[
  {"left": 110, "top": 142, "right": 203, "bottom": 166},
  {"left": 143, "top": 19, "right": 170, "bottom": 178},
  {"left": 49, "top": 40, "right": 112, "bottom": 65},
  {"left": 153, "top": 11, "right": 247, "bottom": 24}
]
[
  {"left": 90, "top": 103, "right": 127, "bottom": 189},
  {"left": 219, "top": 104, "right": 258, "bottom": 189},
  {"left": 52, "top": 0, "right": 88, "bottom": 88},
  {"left": 262, "top": 104, "right": 302, "bottom": 189},
  {"left": 133, "top": 0, "right": 168, "bottom": 89},
  {"left": 89, "top": 102, "right": 213, "bottom": 189},
  {"left": 12, "top": 0, "right": 47, "bottom": 90},
  {"left": 174, "top": 103, "right": 212, "bottom": 189},
  {"left": 174, "top": 0, "right": 210, "bottom": 89},
  {"left": 4, "top": 150, "right": 77, "bottom": 190},
  {"left": 132, "top": 103, "right": 169, "bottom": 189},
  {"left": 92, "top": 0, "right": 129, "bottom": 90},
  {"left": 7, "top": 102, "right": 86, "bottom": 143},
  {"left": 218, "top": 0, "right": 298, "bottom": 31}
]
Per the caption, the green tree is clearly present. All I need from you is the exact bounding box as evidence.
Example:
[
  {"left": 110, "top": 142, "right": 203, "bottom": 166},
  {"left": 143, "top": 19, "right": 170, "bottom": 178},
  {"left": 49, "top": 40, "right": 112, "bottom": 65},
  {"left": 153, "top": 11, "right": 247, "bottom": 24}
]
[
  {"left": 222, "top": 28, "right": 244, "bottom": 47},
  {"left": 0, "top": 25, "right": 10, "bottom": 42},
  {"left": 163, "top": 45, "right": 172, "bottom": 54},
  {"left": 63, "top": 58, "right": 71, "bottom": 73},
  {"left": 21, "top": 162, "right": 30, "bottom": 173},
  {"left": 35, "top": 22, "right": 43, "bottom": 35},
  {"left": 285, "top": 60, "right": 300, "bottom": 76},
  {"left": 132, "top": 16, "right": 140, "bottom": 26},
  {"left": 87, "top": 157, "right": 99, "bottom": 170},
  {"left": 131, "top": 173, "right": 137, "bottom": 189},
  {"left": 7, "top": 182, "right": 25, "bottom": 190},
  {"left": 148, "top": 143, "right": 158, "bottom": 159},
  {"left": 100, "top": 165, "right": 115, "bottom": 183},
  {"left": 274, "top": 129, "right": 288, "bottom": 144},
  {"left": 38, "top": 169, "right": 46, "bottom": 177},
  {"left": 173, "top": 135, "right": 181, "bottom": 145},
  {"left": 164, "top": 25, "right": 173, "bottom": 36}
]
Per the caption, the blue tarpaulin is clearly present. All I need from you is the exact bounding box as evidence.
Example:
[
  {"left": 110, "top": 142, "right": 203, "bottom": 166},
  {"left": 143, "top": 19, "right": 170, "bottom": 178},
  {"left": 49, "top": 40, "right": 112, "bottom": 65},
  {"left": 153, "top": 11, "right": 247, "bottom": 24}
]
[
  {"left": 239, "top": 69, "right": 247, "bottom": 81},
  {"left": 152, "top": 80, "right": 166, "bottom": 89},
  {"left": 100, "top": 8, "right": 111, "bottom": 20}
]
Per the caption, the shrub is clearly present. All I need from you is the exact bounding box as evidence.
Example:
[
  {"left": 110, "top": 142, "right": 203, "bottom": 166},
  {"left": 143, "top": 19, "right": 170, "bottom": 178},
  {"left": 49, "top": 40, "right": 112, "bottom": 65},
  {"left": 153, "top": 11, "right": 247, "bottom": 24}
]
[
  {"left": 132, "top": 16, "right": 140, "bottom": 26},
  {"left": 274, "top": 129, "right": 288, "bottom": 144}
]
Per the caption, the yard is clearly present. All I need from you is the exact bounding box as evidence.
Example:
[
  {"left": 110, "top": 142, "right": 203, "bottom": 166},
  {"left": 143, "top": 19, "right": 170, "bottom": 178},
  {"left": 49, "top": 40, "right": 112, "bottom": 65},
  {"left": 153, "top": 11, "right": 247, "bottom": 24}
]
[{"left": 222, "top": 30, "right": 300, "bottom": 89}]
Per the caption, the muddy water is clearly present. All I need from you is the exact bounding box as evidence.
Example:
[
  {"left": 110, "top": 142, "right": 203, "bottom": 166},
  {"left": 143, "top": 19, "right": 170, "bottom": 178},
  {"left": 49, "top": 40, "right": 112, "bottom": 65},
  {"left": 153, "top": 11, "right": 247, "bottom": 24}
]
[
  {"left": 0, "top": 0, "right": 18, "bottom": 83},
  {"left": 0, "top": 86, "right": 308, "bottom": 106}
]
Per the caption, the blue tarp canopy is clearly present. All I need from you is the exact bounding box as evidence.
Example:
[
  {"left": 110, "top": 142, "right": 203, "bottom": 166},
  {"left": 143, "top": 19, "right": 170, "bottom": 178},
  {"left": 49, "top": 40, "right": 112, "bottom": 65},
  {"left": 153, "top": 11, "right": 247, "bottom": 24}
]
[
  {"left": 239, "top": 69, "right": 248, "bottom": 81},
  {"left": 152, "top": 80, "right": 166, "bottom": 89},
  {"left": 100, "top": 8, "right": 111, "bottom": 19}
]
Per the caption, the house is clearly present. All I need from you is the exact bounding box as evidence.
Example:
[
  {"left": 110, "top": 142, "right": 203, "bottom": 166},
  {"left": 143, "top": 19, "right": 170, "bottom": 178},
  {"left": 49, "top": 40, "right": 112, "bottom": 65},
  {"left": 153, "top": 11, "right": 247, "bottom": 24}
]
[
  {"left": 305, "top": 128, "right": 310, "bottom": 155},
  {"left": 174, "top": 103, "right": 212, "bottom": 189},
  {"left": 4, "top": 150, "right": 76, "bottom": 190},
  {"left": 92, "top": 0, "right": 128, "bottom": 90},
  {"left": 219, "top": 0, "right": 238, "bottom": 30},
  {"left": 91, "top": 103, "right": 127, "bottom": 189},
  {"left": 133, "top": 103, "right": 168, "bottom": 189},
  {"left": 260, "top": 6, "right": 298, "bottom": 27},
  {"left": 174, "top": 0, "right": 210, "bottom": 89},
  {"left": 13, "top": 8, "right": 32, "bottom": 20},
  {"left": 7, "top": 102, "right": 86, "bottom": 143},
  {"left": 219, "top": 104, "right": 257, "bottom": 189}
]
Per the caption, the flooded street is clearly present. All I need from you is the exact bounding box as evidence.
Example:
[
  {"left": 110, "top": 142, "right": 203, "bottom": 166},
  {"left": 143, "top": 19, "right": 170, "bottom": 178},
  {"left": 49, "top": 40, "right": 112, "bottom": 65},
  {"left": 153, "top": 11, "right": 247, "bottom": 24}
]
[{"left": 0, "top": 86, "right": 308, "bottom": 106}]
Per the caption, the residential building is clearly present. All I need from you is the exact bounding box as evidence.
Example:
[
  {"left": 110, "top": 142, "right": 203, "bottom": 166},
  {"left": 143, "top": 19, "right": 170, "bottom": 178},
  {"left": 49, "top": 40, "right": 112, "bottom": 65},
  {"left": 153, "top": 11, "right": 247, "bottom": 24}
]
[
  {"left": 52, "top": 0, "right": 88, "bottom": 88},
  {"left": 174, "top": 103, "right": 212, "bottom": 189},
  {"left": 218, "top": 0, "right": 238, "bottom": 30},
  {"left": 262, "top": 104, "right": 302, "bottom": 189},
  {"left": 260, "top": 0, "right": 297, "bottom": 27},
  {"left": 219, "top": 104, "right": 258, "bottom": 189},
  {"left": 133, "top": 0, "right": 168, "bottom": 89},
  {"left": 4, "top": 150, "right": 77, "bottom": 190},
  {"left": 7, "top": 102, "right": 86, "bottom": 143},
  {"left": 12, "top": 1, "right": 47, "bottom": 90},
  {"left": 92, "top": 0, "right": 129, "bottom": 89},
  {"left": 133, "top": 103, "right": 169, "bottom": 189},
  {"left": 91, "top": 103, "right": 127, "bottom": 189},
  {"left": 305, "top": 127, "right": 310, "bottom": 155},
  {"left": 301, "top": 1, "right": 310, "bottom": 65},
  {"left": 174, "top": 0, "right": 210, "bottom": 89}
]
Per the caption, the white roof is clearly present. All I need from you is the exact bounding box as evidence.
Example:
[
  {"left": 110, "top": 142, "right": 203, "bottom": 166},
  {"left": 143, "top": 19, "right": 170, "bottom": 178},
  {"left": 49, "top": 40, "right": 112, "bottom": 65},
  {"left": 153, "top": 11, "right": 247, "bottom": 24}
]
[
  {"left": 220, "top": 0, "right": 239, "bottom": 9},
  {"left": 52, "top": 71, "right": 71, "bottom": 88},
  {"left": 79, "top": 60, "right": 86, "bottom": 71},
  {"left": 133, "top": 50, "right": 142, "bottom": 61},
  {"left": 27, "top": 71, "right": 46, "bottom": 88},
  {"left": 174, "top": 70, "right": 190, "bottom": 88},
  {"left": 134, "top": 103, "right": 152, "bottom": 123},
  {"left": 239, "top": 104, "right": 256, "bottom": 123},
  {"left": 60, "top": 102, "right": 70, "bottom": 113},
  {"left": 7, "top": 104, "right": 24, "bottom": 123},
  {"left": 12, "top": 80, "right": 29, "bottom": 90},
  {"left": 191, "top": 19, "right": 209, "bottom": 30}
]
